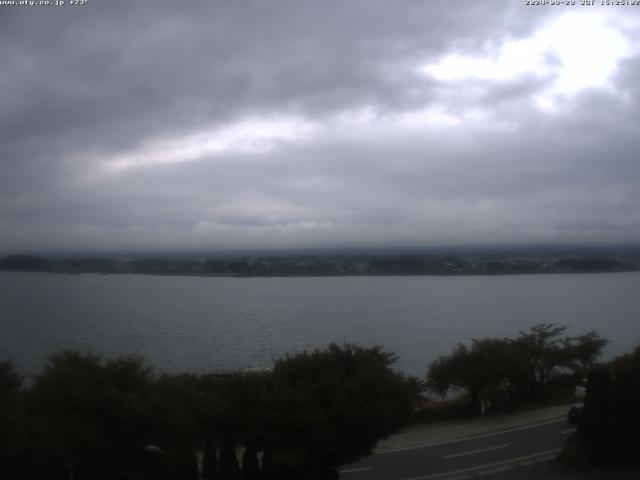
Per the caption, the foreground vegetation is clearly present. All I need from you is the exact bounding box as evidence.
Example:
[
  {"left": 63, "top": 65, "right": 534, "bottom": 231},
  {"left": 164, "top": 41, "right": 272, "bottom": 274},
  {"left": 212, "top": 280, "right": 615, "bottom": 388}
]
[
  {"left": 426, "top": 324, "right": 608, "bottom": 414},
  {"left": 570, "top": 345, "right": 640, "bottom": 468},
  {"left": 0, "top": 324, "right": 622, "bottom": 478},
  {"left": 0, "top": 344, "right": 419, "bottom": 480}
]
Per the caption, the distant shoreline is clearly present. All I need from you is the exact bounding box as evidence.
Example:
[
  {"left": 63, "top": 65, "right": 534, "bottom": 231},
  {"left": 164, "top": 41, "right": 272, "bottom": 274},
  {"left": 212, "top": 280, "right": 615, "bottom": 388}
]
[
  {"left": 3, "top": 267, "right": 640, "bottom": 279},
  {"left": 2, "top": 251, "right": 639, "bottom": 278}
]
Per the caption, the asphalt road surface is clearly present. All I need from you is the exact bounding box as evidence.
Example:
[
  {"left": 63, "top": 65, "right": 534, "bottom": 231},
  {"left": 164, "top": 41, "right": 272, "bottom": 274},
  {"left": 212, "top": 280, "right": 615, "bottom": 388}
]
[{"left": 339, "top": 417, "right": 575, "bottom": 480}]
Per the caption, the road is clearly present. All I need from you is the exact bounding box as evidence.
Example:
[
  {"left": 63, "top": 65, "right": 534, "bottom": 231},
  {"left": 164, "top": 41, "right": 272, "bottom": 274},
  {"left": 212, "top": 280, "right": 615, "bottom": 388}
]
[{"left": 339, "top": 417, "right": 575, "bottom": 480}]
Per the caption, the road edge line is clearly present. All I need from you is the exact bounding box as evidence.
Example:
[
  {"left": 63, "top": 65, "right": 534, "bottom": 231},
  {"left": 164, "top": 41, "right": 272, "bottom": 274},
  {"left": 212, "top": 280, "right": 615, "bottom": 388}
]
[
  {"left": 377, "top": 417, "right": 566, "bottom": 454},
  {"left": 400, "top": 448, "right": 562, "bottom": 480},
  {"left": 444, "top": 444, "right": 508, "bottom": 459}
]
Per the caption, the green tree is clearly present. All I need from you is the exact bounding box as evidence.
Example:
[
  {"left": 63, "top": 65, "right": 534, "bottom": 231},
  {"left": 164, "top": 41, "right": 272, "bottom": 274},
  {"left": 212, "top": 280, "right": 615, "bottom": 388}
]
[
  {"left": 201, "top": 433, "right": 219, "bottom": 479},
  {"left": 579, "top": 346, "right": 640, "bottom": 467},
  {"left": 196, "top": 372, "right": 270, "bottom": 478},
  {"left": 516, "top": 324, "right": 607, "bottom": 397},
  {"left": 261, "top": 344, "right": 419, "bottom": 477},
  {"left": 241, "top": 444, "right": 260, "bottom": 480},
  {"left": 219, "top": 431, "right": 241, "bottom": 480},
  {"left": 580, "top": 365, "right": 612, "bottom": 463},
  {"left": 147, "top": 373, "right": 201, "bottom": 480},
  {"left": 427, "top": 339, "right": 519, "bottom": 413},
  {"left": 564, "top": 330, "right": 609, "bottom": 379},
  {"left": 28, "top": 351, "right": 108, "bottom": 478},
  {"left": 427, "top": 324, "right": 608, "bottom": 413},
  {"left": 0, "top": 361, "right": 24, "bottom": 477},
  {"left": 26, "top": 352, "right": 202, "bottom": 480},
  {"left": 515, "top": 323, "right": 569, "bottom": 395}
]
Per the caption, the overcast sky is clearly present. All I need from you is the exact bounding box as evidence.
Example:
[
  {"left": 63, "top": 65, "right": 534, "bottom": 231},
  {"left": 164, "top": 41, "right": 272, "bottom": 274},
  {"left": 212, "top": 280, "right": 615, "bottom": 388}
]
[{"left": 1, "top": 1, "right": 639, "bottom": 253}]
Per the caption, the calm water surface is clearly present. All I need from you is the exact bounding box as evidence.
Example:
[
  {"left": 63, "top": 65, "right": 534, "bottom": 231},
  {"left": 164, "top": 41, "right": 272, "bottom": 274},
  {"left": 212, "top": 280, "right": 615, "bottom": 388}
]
[{"left": 1, "top": 271, "right": 639, "bottom": 376}]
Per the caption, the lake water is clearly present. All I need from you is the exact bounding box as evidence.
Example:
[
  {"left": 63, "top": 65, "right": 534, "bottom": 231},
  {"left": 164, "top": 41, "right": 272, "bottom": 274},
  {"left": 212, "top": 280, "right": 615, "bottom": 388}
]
[{"left": 1, "top": 271, "right": 639, "bottom": 377}]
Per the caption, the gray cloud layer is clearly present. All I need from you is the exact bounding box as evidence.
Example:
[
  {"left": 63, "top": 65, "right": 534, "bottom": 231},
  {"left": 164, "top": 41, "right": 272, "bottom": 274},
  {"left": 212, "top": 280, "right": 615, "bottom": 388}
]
[{"left": 1, "top": 1, "right": 639, "bottom": 252}]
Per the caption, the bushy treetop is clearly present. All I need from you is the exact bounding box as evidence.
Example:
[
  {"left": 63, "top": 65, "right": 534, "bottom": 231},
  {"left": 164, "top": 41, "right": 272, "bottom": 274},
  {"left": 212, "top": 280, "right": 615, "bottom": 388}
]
[{"left": 426, "top": 323, "right": 608, "bottom": 412}]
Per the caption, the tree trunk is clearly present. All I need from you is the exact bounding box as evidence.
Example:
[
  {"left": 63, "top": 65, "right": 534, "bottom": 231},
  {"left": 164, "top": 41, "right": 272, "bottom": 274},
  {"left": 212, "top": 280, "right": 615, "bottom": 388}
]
[{"left": 470, "top": 386, "right": 481, "bottom": 415}]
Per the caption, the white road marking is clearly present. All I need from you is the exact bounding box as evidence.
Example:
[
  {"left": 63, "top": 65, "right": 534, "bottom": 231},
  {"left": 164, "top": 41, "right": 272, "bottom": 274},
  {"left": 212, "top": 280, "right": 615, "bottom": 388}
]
[
  {"left": 444, "top": 444, "right": 508, "bottom": 459},
  {"left": 339, "top": 466, "right": 372, "bottom": 474},
  {"left": 535, "top": 454, "right": 557, "bottom": 462},
  {"left": 444, "top": 476, "right": 471, "bottom": 480},
  {"left": 378, "top": 417, "right": 565, "bottom": 454},
  {"left": 562, "top": 428, "right": 577, "bottom": 434},
  {"left": 398, "top": 448, "right": 562, "bottom": 480},
  {"left": 478, "top": 465, "right": 514, "bottom": 476}
]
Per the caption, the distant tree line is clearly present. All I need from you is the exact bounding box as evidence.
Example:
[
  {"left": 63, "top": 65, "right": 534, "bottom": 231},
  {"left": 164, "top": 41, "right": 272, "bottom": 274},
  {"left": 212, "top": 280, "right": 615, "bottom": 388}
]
[
  {"left": 426, "top": 323, "right": 608, "bottom": 414},
  {"left": 2, "top": 253, "right": 639, "bottom": 276},
  {"left": 0, "top": 255, "right": 51, "bottom": 272},
  {"left": 0, "top": 344, "right": 419, "bottom": 480}
]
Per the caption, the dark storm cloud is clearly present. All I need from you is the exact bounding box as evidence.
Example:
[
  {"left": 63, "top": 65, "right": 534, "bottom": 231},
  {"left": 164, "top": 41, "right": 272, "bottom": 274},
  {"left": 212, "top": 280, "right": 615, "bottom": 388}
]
[
  {"left": 0, "top": 2, "right": 504, "bottom": 174},
  {"left": 0, "top": 1, "right": 639, "bottom": 251}
]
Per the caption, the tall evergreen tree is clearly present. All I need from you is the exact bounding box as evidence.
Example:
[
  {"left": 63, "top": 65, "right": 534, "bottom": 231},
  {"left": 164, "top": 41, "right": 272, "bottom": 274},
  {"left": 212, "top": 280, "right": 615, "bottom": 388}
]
[
  {"left": 202, "top": 434, "right": 219, "bottom": 480},
  {"left": 581, "top": 366, "right": 612, "bottom": 463},
  {"left": 241, "top": 444, "right": 260, "bottom": 480},
  {"left": 579, "top": 346, "right": 640, "bottom": 467},
  {"left": 219, "top": 431, "right": 240, "bottom": 480}
]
